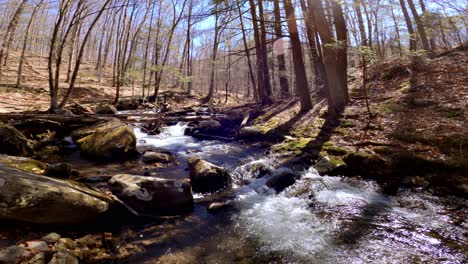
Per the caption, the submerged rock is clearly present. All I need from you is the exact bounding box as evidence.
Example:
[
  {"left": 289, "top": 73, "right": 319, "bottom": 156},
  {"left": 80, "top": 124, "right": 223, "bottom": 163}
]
[
  {"left": 188, "top": 158, "right": 231, "bottom": 193},
  {"left": 207, "top": 202, "right": 227, "bottom": 213},
  {"left": 71, "top": 119, "right": 136, "bottom": 160},
  {"left": 142, "top": 150, "right": 175, "bottom": 164},
  {"left": 109, "top": 174, "right": 193, "bottom": 215},
  {"left": 45, "top": 163, "right": 72, "bottom": 179},
  {"left": 0, "top": 165, "right": 113, "bottom": 224},
  {"left": 0, "top": 122, "right": 31, "bottom": 156},
  {"left": 266, "top": 168, "right": 300, "bottom": 193},
  {"left": 95, "top": 104, "right": 118, "bottom": 115},
  {"left": 196, "top": 120, "right": 222, "bottom": 134}
]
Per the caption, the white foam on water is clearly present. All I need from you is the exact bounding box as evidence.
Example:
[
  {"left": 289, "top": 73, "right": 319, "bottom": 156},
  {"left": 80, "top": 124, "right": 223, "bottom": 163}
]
[{"left": 134, "top": 123, "right": 200, "bottom": 154}]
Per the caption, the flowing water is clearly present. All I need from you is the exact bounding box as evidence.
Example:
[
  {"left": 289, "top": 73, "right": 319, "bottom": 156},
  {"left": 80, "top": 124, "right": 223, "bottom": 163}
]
[{"left": 128, "top": 123, "right": 467, "bottom": 263}]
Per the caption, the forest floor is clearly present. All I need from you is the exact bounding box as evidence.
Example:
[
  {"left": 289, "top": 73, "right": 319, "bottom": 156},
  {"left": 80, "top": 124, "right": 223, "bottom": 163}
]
[
  {"left": 0, "top": 51, "right": 244, "bottom": 113},
  {"left": 246, "top": 46, "right": 467, "bottom": 195}
]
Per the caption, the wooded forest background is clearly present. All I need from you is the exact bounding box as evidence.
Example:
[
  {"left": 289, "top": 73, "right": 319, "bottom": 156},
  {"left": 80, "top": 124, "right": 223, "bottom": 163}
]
[{"left": 0, "top": 0, "right": 466, "bottom": 113}]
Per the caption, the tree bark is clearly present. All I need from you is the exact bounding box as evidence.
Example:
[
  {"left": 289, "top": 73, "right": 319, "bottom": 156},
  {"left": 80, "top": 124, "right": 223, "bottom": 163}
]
[
  {"left": 406, "top": 0, "right": 430, "bottom": 51},
  {"left": 399, "top": 0, "right": 416, "bottom": 51},
  {"left": 283, "top": 0, "right": 312, "bottom": 112},
  {"left": 273, "top": 0, "right": 290, "bottom": 98}
]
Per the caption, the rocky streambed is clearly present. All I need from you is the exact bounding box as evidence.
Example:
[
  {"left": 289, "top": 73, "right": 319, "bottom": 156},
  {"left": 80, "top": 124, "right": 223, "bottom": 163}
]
[{"left": 0, "top": 109, "right": 466, "bottom": 263}]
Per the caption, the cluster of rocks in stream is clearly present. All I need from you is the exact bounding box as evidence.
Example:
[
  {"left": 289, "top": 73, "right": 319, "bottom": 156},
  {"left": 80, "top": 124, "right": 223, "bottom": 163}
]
[
  {"left": 0, "top": 232, "right": 145, "bottom": 263},
  {"left": 0, "top": 113, "right": 317, "bottom": 263}
]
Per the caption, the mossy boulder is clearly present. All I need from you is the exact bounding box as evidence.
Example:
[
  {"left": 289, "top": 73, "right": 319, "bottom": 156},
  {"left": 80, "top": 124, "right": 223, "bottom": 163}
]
[
  {"left": 0, "top": 154, "right": 47, "bottom": 174},
  {"left": 188, "top": 158, "right": 231, "bottom": 193},
  {"left": 314, "top": 155, "right": 346, "bottom": 175},
  {"left": 272, "top": 137, "right": 312, "bottom": 156},
  {"left": 238, "top": 126, "right": 264, "bottom": 141},
  {"left": 71, "top": 119, "right": 136, "bottom": 160},
  {"left": 0, "top": 165, "right": 113, "bottom": 224},
  {"left": 109, "top": 174, "right": 193, "bottom": 215},
  {"left": 0, "top": 122, "right": 31, "bottom": 156},
  {"left": 343, "top": 151, "right": 390, "bottom": 178}
]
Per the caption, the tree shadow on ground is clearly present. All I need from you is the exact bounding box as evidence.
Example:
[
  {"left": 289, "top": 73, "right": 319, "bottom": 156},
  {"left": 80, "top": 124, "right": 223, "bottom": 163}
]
[{"left": 302, "top": 110, "right": 343, "bottom": 157}]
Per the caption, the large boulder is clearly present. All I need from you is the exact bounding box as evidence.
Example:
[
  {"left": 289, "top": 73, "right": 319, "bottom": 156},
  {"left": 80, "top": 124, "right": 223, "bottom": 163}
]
[
  {"left": 109, "top": 174, "right": 193, "bottom": 215},
  {"left": 95, "top": 104, "right": 118, "bottom": 115},
  {"left": 197, "top": 120, "right": 222, "bottom": 134},
  {"left": 265, "top": 168, "right": 300, "bottom": 193},
  {"left": 188, "top": 158, "right": 231, "bottom": 193},
  {"left": 71, "top": 119, "right": 136, "bottom": 160},
  {"left": 0, "top": 122, "right": 31, "bottom": 156},
  {"left": 0, "top": 165, "right": 113, "bottom": 224},
  {"left": 238, "top": 126, "right": 264, "bottom": 141},
  {"left": 186, "top": 120, "right": 223, "bottom": 137}
]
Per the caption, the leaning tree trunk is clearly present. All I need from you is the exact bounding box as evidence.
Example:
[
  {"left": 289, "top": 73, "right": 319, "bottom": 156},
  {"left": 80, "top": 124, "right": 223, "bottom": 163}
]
[
  {"left": 399, "top": 0, "right": 416, "bottom": 51},
  {"left": 406, "top": 0, "right": 431, "bottom": 52}
]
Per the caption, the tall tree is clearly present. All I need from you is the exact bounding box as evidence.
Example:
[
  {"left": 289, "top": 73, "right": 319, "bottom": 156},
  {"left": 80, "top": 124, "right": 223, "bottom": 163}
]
[
  {"left": 273, "top": 0, "right": 290, "bottom": 98},
  {"left": 399, "top": 0, "right": 416, "bottom": 51},
  {"left": 283, "top": 0, "right": 312, "bottom": 111},
  {"left": 309, "top": 0, "right": 348, "bottom": 113},
  {"left": 406, "top": 0, "right": 430, "bottom": 51}
]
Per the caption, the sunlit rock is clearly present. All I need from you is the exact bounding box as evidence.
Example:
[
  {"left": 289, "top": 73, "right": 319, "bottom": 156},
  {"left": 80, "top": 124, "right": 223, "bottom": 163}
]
[
  {"left": 0, "top": 122, "right": 31, "bottom": 156},
  {"left": 0, "top": 165, "right": 112, "bottom": 224},
  {"left": 188, "top": 158, "right": 231, "bottom": 193},
  {"left": 71, "top": 119, "right": 136, "bottom": 160},
  {"left": 109, "top": 174, "right": 193, "bottom": 215}
]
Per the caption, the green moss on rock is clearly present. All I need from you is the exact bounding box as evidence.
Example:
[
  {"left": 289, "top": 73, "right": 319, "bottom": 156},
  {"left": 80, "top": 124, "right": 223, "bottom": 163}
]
[
  {"left": 0, "top": 122, "right": 31, "bottom": 156},
  {"left": 0, "top": 154, "right": 47, "bottom": 174},
  {"left": 272, "top": 137, "right": 312, "bottom": 155}
]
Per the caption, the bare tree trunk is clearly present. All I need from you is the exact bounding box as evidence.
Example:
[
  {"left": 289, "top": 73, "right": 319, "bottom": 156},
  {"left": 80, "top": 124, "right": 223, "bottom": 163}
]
[
  {"left": 205, "top": 8, "right": 220, "bottom": 103},
  {"left": 406, "top": 0, "right": 430, "bottom": 51},
  {"left": 283, "top": 0, "right": 312, "bottom": 112},
  {"left": 273, "top": 0, "right": 290, "bottom": 98},
  {"left": 310, "top": 0, "right": 347, "bottom": 114},
  {"left": 237, "top": 0, "right": 257, "bottom": 101},
  {"left": 58, "top": 0, "right": 113, "bottom": 109},
  {"left": 399, "top": 0, "right": 416, "bottom": 51},
  {"left": 419, "top": 0, "right": 436, "bottom": 50},
  {"left": 258, "top": 0, "right": 273, "bottom": 101},
  {"left": 299, "top": 0, "right": 326, "bottom": 97},
  {"left": 332, "top": 0, "right": 349, "bottom": 103},
  {"left": 390, "top": 2, "right": 403, "bottom": 56}
]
